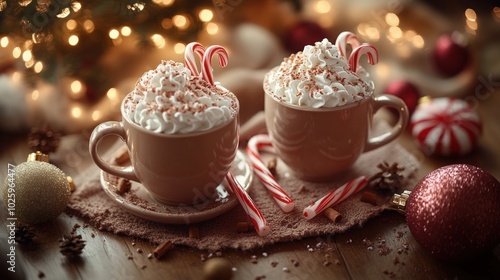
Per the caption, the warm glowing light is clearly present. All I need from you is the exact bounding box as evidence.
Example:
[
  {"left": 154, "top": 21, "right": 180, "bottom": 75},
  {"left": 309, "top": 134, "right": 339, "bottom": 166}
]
[
  {"left": 466, "top": 19, "right": 478, "bottom": 30},
  {"left": 69, "top": 35, "right": 79, "bottom": 46},
  {"left": 25, "top": 60, "right": 34, "bottom": 68},
  {"left": 314, "top": 0, "right": 331, "bottom": 14},
  {"left": 109, "top": 29, "right": 120, "bottom": 39},
  {"left": 404, "top": 30, "right": 417, "bottom": 40},
  {"left": 22, "top": 50, "right": 32, "bottom": 62},
  {"left": 72, "top": 2, "right": 81, "bottom": 12},
  {"left": 92, "top": 110, "right": 101, "bottom": 121},
  {"left": 12, "top": 47, "right": 21, "bottom": 58},
  {"left": 366, "top": 27, "right": 380, "bottom": 41},
  {"left": 31, "top": 90, "right": 39, "bottom": 101},
  {"left": 465, "top": 8, "right": 477, "bottom": 21},
  {"left": 153, "top": 0, "right": 174, "bottom": 6},
  {"left": 34, "top": 61, "right": 43, "bottom": 73},
  {"left": 12, "top": 72, "right": 21, "bottom": 83},
  {"left": 112, "top": 37, "right": 123, "bottom": 46},
  {"left": 121, "top": 26, "right": 132, "bottom": 36},
  {"left": 173, "top": 15, "right": 189, "bottom": 29},
  {"left": 389, "top": 26, "right": 402, "bottom": 39},
  {"left": 385, "top": 13, "right": 400, "bottom": 27},
  {"left": 66, "top": 19, "right": 77, "bottom": 30},
  {"left": 57, "top": 7, "right": 70, "bottom": 18},
  {"left": 107, "top": 88, "right": 118, "bottom": 100},
  {"left": 174, "top": 43, "right": 185, "bottom": 54},
  {"left": 199, "top": 9, "right": 213, "bottom": 22},
  {"left": 162, "top": 18, "right": 173, "bottom": 29},
  {"left": 412, "top": 35, "right": 425, "bottom": 48},
  {"left": 84, "top": 20, "right": 95, "bottom": 32},
  {"left": 357, "top": 23, "right": 368, "bottom": 36},
  {"left": 151, "top": 34, "right": 166, "bottom": 48},
  {"left": 494, "top": 7, "right": 500, "bottom": 21},
  {"left": 1, "top": 37, "right": 9, "bottom": 48},
  {"left": 419, "top": 96, "right": 432, "bottom": 105},
  {"left": 71, "top": 107, "right": 82, "bottom": 118},
  {"left": 206, "top": 22, "right": 219, "bottom": 35},
  {"left": 71, "top": 80, "right": 82, "bottom": 93}
]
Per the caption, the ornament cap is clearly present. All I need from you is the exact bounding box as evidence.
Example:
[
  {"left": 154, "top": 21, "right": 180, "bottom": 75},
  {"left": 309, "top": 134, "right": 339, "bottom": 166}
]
[
  {"left": 27, "top": 151, "right": 49, "bottom": 163},
  {"left": 390, "top": 190, "right": 411, "bottom": 213}
]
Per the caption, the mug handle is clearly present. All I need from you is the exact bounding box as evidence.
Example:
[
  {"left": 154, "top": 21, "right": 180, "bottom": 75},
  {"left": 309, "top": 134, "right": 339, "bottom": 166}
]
[
  {"left": 363, "top": 95, "right": 409, "bottom": 152},
  {"left": 89, "top": 121, "right": 139, "bottom": 181}
]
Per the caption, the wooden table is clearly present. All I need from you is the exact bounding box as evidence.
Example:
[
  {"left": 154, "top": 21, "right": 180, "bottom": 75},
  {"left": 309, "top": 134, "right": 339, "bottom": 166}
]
[{"left": 1, "top": 90, "right": 500, "bottom": 280}]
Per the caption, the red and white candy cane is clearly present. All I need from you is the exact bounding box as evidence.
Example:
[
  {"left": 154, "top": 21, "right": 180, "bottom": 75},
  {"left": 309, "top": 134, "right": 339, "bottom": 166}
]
[
  {"left": 348, "top": 43, "right": 379, "bottom": 71},
  {"left": 335, "top": 31, "right": 361, "bottom": 59},
  {"left": 184, "top": 42, "right": 206, "bottom": 76},
  {"left": 246, "top": 134, "right": 295, "bottom": 213},
  {"left": 303, "top": 176, "right": 368, "bottom": 220},
  {"left": 225, "top": 172, "right": 271, "bottom": 237},
  {"left": 201, "top": 45, "right": 228, "bottom": 85}
]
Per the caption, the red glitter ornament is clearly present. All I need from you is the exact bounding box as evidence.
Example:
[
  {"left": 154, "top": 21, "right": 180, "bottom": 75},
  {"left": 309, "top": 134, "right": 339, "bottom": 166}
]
[
  {"left": 283, "top": 21, "right": 328, "bottom": 53},
  {"left": 405, "top": 164, "right": 500, "bottom": 262},
  {"left": 433, "top": 34, "right": 469, "bottom": 77},
  {"left": 384, "top": 80, "right": 420, "bottom": 116}
]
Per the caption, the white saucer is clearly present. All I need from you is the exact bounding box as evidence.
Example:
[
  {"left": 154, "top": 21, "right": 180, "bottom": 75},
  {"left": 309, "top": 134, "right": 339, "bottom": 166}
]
[{"left": 100, "top": 150, "right": 253, "bottom": 224}]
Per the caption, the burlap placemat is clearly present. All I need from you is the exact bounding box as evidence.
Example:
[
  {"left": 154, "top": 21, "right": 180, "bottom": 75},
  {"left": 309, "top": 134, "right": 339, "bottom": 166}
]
[{"left": 66, "top": 122, "right": 420, "bottom": 251}]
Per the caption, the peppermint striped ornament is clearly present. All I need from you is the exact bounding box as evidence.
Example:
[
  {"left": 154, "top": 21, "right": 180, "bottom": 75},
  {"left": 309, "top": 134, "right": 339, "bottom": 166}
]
[
  {"left": 246, "top": 134, "right": 295, "bottom": 213},
  {"left": 225, "top": 172, "right": 270, "bottom": 236},
  {"left": 303, "top": 176, "right": 368, "bottom": 220},
  {"left": 410, "top": 98, "right": 482, "bottom": 156}
]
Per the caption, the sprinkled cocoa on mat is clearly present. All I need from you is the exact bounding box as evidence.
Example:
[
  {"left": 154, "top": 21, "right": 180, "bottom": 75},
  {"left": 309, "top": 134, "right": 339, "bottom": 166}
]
[{"left": 154, "top": 240, "right": 173, "bottom": 259}]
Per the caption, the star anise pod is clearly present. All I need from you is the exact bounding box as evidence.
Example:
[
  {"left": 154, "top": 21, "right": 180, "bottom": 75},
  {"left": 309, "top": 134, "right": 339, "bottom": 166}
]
[
  {"left": 27, "top": 124, "right": 61, "bottom": 154},
  {"left": 368, "top": 162, "right": 405, "bottom": 193},
  {"left": 15, "top": 223, "right": 36, "bottom": 244},
  {"left": 59, "top": 234, "right": 86, "bottom": 257}
]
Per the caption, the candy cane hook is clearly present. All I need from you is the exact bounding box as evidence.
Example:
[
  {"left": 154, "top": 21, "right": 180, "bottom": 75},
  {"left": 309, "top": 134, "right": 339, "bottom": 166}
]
[
  {"left": 184, "top": 42, "right": 206, "bottom": 76},
  {"left": 202, "top": 45, "right": 228, "bottom": 85},
  {"left": 335, "top": 31, "right": 361, "bottom": 59},
  {"left": 348, "top": 43, "right": 379, "bottom": 71}
]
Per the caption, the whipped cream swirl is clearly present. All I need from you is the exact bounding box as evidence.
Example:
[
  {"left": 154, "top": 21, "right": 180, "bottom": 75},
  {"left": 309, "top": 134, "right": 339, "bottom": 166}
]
[
  {"left": 124, "top": 60, "right": 238, "bottom": 134},
  {"left": 265, "top": 38, "right": 374, "bottom": 108}
]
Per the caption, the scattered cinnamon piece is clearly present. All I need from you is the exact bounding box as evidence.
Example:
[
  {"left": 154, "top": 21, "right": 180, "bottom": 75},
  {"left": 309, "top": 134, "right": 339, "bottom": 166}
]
[
  {"left": 270, "top": 261, "right": 278, "bottom": 267},
  {"left": 267, "top": 157, "right": 277, "bottom": 176},
  {"left": 153, "top": 240, "right": 173, "bottom": 259},
  {"left": 189, "top": 225, "right": 200, "bottom": 239},
  {"left": 323, "top": 208, "right": 342, "bottom": 223},
  {"left": 114, "top": 149, "right": 130, "bottom": 165},
  {"left": 116, "top": 178, "right": 131, "bottom": 194},
  {"left": 360, "top": 190, "right": 379, "bottom": 206},
  {"left": 236, "top": 222, "right": 252, "bottom": 233}
]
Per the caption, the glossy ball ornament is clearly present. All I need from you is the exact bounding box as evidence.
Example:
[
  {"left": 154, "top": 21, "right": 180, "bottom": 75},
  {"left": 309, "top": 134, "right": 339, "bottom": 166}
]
[
  {"left": 283, "top": 20, "right": 328, "bottom": 53},
  {"left": 384, "top": 80, "right": 420, "bottom": 116},
  {"left": 433, "top": 34, "right": 469, "bottom": 77},
  {"left": 3, "top": 158, "right": 71, "bottom": 224},
  {"left": 406, "top": 164, "right": 500, "bottom": 262}
]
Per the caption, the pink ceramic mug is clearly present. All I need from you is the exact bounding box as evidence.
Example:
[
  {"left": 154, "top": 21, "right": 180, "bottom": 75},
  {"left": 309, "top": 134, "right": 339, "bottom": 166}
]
[
  {"left": 89, "top": 94, "right": 239, "bottom": 205},
  {"left": 264, "top": 78, "right": 409, "bottom": 182}
]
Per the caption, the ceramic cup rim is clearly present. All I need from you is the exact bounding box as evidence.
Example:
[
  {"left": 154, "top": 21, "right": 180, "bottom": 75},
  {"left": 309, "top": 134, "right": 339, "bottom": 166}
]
[{"left": 120, "top": 92, "right": 240, "bottom": 138}]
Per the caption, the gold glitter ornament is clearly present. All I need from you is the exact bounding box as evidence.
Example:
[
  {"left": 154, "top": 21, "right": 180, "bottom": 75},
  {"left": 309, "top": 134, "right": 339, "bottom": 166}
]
[{"left": 2, "top": 152, "right": 71, "bottom": 224}]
